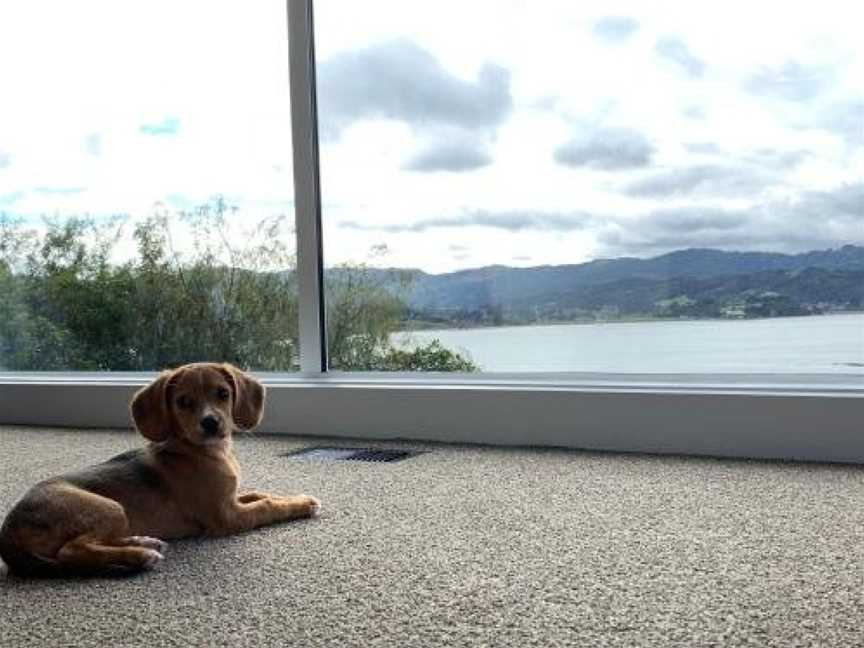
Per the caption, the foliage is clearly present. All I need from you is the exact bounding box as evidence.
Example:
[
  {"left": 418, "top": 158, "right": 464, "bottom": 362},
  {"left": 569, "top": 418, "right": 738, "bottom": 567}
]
[
  {"left": 376, "top": 339, "right": 478, "bottom": 372},
  {"left": 0, "top": 202, "right": 476, "bottom": 373}
]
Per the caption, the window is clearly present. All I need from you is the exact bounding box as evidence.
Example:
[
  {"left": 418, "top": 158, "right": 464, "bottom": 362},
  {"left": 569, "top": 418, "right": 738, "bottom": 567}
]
[
  {"left": 314, "top": 0, "right": 864, "bottom": 374},
  {"left": 0, "top": 0, "right": 861, "bottom": 464},
  {"left": 0, "top": 1, "right": 300, "bottom": 372}
]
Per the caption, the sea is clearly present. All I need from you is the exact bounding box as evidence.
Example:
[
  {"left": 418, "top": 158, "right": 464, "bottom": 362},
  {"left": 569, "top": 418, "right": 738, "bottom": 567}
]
[{"left": 394, "top": 313, "right": 864, "bottom": 374}]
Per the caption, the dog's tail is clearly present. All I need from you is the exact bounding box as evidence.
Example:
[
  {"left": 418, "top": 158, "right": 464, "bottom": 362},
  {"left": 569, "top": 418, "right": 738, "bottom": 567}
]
[
  {"left": 0, "top": 526, "right": 67, "bottom": 578},
  {"left": 0, "top": 539, "right": 65, "bottom": 578}
]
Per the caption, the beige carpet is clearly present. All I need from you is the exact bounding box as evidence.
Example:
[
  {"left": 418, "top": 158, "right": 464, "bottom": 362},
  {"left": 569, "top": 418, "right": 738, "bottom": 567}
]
[{"left": 2, "top": 426, "right": 864, "bottom": 647}]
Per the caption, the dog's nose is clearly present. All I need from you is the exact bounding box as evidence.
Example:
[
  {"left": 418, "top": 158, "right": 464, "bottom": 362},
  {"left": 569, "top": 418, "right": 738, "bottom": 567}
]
[{"left": 201, "top": 415, "right": 220, "bottom": 435}]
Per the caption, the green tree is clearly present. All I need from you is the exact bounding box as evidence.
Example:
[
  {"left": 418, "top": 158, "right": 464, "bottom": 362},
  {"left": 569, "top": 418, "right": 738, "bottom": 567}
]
[
  {"left": 125, "top": 200, "right": 300, "bottom": 370},
  {"left": 0, "top": 215, "right": 91, "bottom": 369},
  {"left": 0, "top": 201, "right": 477, "bottom": 373}
]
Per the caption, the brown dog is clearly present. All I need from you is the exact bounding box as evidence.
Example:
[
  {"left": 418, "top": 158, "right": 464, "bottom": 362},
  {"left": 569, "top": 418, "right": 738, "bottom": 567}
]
[{"left": 0, "top": 362, "right": 320, "bottom": 577}]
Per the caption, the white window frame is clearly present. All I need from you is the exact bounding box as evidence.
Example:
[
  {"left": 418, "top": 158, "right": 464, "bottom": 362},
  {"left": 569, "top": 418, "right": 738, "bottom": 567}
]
[{"left": 1, "top": 0, "right": 862, "bottom": 464}]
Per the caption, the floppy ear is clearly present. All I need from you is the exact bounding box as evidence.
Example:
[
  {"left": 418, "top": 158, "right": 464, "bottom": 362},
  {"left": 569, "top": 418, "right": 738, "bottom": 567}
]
[
  {"left": 220, "top": 363, "right": 265, "bottom": 430},
  {"left": 130, "top": 370, "right": 175, "bottom": 442}
]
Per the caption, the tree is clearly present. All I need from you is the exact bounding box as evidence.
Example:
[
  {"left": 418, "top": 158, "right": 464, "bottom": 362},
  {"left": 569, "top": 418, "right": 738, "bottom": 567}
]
[
  {"left": 0, "top": 201, "right": 477, "bottom": 373},
  {"left": 125, "top": 201, "right": 300, "bottom": 370}
]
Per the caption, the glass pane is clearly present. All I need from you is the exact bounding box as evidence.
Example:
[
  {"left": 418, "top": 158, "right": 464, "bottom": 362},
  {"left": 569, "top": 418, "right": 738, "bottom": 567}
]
[
  {"left": 315, "top": 0, "right": 864, "bottom": 373},
  {"left": 0, "top": 1, "right": 299, "bottom": 372}
]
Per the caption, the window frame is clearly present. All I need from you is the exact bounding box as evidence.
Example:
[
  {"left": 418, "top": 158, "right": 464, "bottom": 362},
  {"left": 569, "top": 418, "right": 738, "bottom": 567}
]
[{"left": 0, "top": 0, "right": 862, "bottom": 464}]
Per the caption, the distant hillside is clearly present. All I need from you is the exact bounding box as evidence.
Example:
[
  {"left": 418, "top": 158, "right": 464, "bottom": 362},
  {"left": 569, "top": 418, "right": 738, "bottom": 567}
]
[
  {"left": 399, "top": 245, "right": 864, "bottom": 311},
  {"left": 341, "top": 245, "right": 864, "bottom": 325}
]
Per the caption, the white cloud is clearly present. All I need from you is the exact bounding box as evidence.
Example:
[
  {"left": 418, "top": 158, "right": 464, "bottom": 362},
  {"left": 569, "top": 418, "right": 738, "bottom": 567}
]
[
  {"left": 0, "top": 0, "right": 294, "bottom": 222},
  {"left": 592, "top": 16, "right": 640, "bottom": 44},
  {"left": 654, "top": 36, "right": 706, "bottom": 78}
]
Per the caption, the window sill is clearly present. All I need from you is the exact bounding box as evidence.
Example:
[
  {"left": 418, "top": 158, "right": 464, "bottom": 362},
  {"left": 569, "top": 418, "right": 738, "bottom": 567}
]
[
  {"left": 3, "top": 370, "right": 861, "bottom": 391},
  {"left": 1, "top": 372, "right": 862, "bottom": 464}
]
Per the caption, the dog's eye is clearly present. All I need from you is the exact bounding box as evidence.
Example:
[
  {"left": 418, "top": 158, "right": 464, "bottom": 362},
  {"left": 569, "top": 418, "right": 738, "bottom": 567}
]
[
  {"left": 216, "top": 387, "right": 230, "bottom": 401},
  {"left": 176, "top": 395, "right": 194, "bottom": 410}
]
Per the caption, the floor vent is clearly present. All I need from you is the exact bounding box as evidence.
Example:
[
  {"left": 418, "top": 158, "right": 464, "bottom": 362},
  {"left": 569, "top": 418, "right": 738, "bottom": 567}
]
[{"left": 284, "top": 446, "right": 423, "bottom": 463}]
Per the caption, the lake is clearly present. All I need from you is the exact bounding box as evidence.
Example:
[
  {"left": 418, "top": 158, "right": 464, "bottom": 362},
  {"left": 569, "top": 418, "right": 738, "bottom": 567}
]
[{"left": 395, "top": 313, "right": 864, "bottom": 374}]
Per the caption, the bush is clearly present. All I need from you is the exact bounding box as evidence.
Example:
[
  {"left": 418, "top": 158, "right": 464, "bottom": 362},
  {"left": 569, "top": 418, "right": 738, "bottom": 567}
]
[{"left": 0, "top": 201, "right": 476, "bottom": 373}]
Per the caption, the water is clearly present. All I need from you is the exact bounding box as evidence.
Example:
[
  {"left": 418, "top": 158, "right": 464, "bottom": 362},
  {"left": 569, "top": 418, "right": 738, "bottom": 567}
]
[{"left": 395, "top": 313, "right": 864, "bottom": 374}]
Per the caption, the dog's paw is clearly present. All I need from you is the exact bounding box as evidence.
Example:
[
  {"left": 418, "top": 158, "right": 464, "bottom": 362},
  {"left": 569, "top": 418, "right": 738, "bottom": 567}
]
[
  {"left": 304, "top": 496, "right": 322, "bottom": 518},
  {"left": 128, "top": 536, "right": 169, "bottom": 553},
  {"left": 141, "top": 549, "right": 165, "bottom": 570}
]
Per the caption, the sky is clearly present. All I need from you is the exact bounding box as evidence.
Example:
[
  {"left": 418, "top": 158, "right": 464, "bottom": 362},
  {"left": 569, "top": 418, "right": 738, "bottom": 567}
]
[{"left": 0, "top": 0, "right": 862, "bottom": 273}]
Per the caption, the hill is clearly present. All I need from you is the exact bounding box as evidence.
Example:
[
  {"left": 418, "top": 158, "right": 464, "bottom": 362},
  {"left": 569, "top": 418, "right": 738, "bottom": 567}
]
[{"left": 350, "top": 245, "right": 864, "bottom": 325}]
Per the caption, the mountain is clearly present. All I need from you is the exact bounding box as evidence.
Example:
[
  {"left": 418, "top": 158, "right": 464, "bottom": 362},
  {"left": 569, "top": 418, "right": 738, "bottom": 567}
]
[{"left": 355, "top": 245, "right": 864, "bottom": 324}]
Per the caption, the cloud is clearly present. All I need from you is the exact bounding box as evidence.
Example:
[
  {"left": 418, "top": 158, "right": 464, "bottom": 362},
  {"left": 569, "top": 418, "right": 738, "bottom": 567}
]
[
  {"left": 655, "top": 37, "right": 706, "bottom": 78},
  {"left": 796, "top": 182, "right": 863, "bottom": 223},
  {"left": 403, "top": 140, "right": 492, "bottom": 173},
  {"left": 624, "top": 148, "right": 809, "bottom": 199},
  {"left": 554, "top": 128, "right": 655, "bottom": 170},
  {"left": 687, "top": 143, "right": 806, "bottom": 170},
  {"left": 139, "top": 117, "right": 181, "bottom": 136},
  {"left": 34, "top": 186, "right": 86, "bottom": 196},
  {"left": 643, "top": 207, "right": 750, "bottom": 233},
  {"left": 0, "top": 151, "right": 10, "bottom": 168},
  {"left": 0, "top": 191, "right": 24, "bottom": 206},
  {"left": 531, "top": 96, "right": 561, "bottom": 112},
  {"left": 316, "top": 39, "right": 512, "bottom": 139},
  {"left": 596, "top": 207, "right": 752, "bottom": 255},
  {"left": 592, "top": 16, "right": 640, "bottom": 43},
  {"left": 682, "top": 105, "right": 706, "bottom": 119},
  {"left": 814, "top": 99, "right": 864, "bottom": 145},
  {"left": 685, "top": 142, "right": 722, "bottom": 155},
  {"left": 744, "top": 61, "right": 833, "bottom": 102},
  {"left": 743, "top": 148, "right": 808, "bottom": 170},
  {"left": 597, "top": 182, "right": 864, "bottom": 257},
  {"left": 595, "top": 210, "right": 758, "bottom": 256},
  {"left": 84, "top": 133, "right": 102, "bottom": 156},
  {"left": 340, "top": 209, "right": 593, "bottom": 233},
  {"left": 336, "top": 181, "right": 861, "bottom": 260},
  {"left": 623, "top": 164, "right": 776, "bottom": 198}
]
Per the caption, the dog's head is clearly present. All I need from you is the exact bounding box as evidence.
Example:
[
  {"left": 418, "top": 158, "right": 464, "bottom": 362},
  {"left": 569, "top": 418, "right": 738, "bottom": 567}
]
[{"left": 130, "top": 362, "right": 265, "bottom": 445}]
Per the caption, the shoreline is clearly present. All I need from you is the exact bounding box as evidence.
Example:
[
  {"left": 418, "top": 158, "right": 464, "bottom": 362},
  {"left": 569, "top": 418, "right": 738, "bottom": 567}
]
[{"left": 395, "top": 310, "right": 864, "bottom": 335}]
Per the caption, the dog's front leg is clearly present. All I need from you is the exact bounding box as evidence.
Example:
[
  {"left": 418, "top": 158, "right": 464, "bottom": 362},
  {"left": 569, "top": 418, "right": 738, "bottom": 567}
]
[{"left": 212, "top": 494, "right": 320, "bottom": 535}]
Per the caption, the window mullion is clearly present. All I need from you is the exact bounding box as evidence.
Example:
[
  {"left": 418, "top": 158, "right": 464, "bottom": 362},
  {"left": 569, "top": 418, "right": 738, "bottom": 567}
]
[{"left": 288, "top": 0, "right": 327, "bottom": 373}]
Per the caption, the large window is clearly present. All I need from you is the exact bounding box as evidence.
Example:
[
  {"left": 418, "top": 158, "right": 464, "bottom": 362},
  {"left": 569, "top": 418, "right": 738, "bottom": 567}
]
[
  {"left": 0, "top": 1, "right": 301, "bottom": 372},
  {"left": 0, "top": 0, "right": 860, "bottom": 463},
  {"left": 3, "top": 1, "right": 860, "bottom": 376},
  {"left": 315, "top": 0, "right": 864, "bottom": 373}
]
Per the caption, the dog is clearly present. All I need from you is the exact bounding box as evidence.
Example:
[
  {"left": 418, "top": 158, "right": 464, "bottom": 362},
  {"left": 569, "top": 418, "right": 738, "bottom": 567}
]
[{"left": 0, "top": 362, "right": 320, "bottom": 577}]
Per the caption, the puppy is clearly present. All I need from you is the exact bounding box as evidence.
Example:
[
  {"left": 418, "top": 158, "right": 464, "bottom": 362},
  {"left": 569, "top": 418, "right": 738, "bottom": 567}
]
[{"left": 0, "top": 362, "right": 320, "bottom": 577}]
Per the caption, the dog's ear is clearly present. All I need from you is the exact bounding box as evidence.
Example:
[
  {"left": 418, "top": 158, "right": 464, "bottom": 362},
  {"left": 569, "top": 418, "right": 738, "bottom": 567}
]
[
  {"left": 130, "top": 370, "right": 176, "bottom": 442},
  {"left": 220, "top": 364, "right": 265, "bottom": 430}
]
